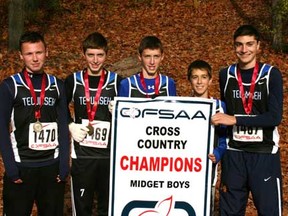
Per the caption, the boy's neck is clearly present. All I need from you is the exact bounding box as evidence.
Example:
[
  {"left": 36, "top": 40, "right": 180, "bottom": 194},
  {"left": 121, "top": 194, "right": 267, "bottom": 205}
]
[{"left": 141, "top": 70, "right": 158, "bottom": 79}]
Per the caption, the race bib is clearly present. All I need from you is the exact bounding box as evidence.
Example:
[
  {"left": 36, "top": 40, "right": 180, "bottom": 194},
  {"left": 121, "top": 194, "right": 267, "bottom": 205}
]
[
  {"left": 232, "top": 125, "right": 263, "bottom": 142},
  {"left": 80, "top": 119, "right": 110, "bottom": 148},
  {"left": 29, "top": 122, "right": 59, "bottom": 150}
]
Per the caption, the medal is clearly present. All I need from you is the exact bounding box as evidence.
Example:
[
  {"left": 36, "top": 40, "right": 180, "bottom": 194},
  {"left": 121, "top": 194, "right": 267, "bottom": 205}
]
[
  {"left": 87, "top": 123, "right": 94, "bottom": 136},
  {"left": 33, "top": 120, "right": 43, "bottom": 132},
  {"left": 24, "top": 69, "right": 47, "bottom": 131},
  {"left": 236, "top": 63, "right": 259, "bottom": 114},
  {"left": 84, "top": 69, "right": 105, "bottom": 133}
]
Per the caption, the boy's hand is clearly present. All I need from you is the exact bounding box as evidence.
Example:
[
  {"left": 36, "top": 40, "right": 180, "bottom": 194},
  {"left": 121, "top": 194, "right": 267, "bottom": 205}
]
[
  {"left": 208, "top": 154, "right": 216, "bottom": 163},
  {"left": 108, "top": 100, "right": 115, "bottom": 113},
  {"left": 211, "top": 112, "right": 236, "bottom": 126},
  {"left": 69, "top": 122, "right": 89, "bottom": 142}
]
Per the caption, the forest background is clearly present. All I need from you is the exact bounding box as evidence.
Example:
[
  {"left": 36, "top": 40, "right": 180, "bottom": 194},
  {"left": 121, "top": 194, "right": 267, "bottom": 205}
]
[{"left": 0, "top": 0, "right": 287, "bottom": 215}]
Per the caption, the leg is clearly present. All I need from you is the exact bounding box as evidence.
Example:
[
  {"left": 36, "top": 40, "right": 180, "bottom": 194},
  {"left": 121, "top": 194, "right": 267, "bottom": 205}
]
[
  {"left": 95, "top": 159, "right": 110, "bottom": 216},
  {"left": 3, "top": 167, "right": 35, "bottom": 216},
  {"left": 219, "top": 151, "right": 249, "bottom": 216},
  {"left": 211, "top": 186, "right": 216, "bottom": 216},
  {"left": 36, "top": 163, "right": 65, "bottom": 216},
  {"left": 210, "top": 163, "right": 217, "bottom": 215},
  {"left": 71, "top": 159, "right": 96, "bottom": 216},
  {"left": 248, "top": 151, "right": 282, "bottom": 216}
]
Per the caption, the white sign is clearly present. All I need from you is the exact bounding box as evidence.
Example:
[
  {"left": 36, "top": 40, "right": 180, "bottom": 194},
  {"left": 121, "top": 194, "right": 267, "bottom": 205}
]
[{"left": 109, "top": 97, "right": 216, "bottom": 216}]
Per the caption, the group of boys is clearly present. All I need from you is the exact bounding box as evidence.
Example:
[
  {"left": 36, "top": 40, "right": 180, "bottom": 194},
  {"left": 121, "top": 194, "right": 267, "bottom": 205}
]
[{"left": 0, "top": 24, "right": 283, "bottom": 216}]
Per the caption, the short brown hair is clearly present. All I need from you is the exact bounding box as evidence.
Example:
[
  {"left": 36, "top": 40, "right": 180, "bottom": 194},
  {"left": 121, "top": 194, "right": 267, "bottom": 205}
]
[{"left": 187, "top": 60, "right": 212, "bottom": 80}]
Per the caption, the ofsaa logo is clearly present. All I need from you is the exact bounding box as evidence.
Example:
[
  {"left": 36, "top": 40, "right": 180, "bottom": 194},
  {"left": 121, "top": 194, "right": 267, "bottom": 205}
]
[
  {"left": 119, "top": 107, "right": 207, "bottom": 120},
  {"left": 121, "top": 196, "right": 196, "bottom": 216}
]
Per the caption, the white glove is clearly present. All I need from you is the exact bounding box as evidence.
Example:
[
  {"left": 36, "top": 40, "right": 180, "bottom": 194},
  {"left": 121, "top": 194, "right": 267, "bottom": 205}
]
[
  {"left": 108, "top": 100, "right": 115, "bottom": 113},
  {"left": 69, "top": 122, "right": 89, "bottom": 142}
]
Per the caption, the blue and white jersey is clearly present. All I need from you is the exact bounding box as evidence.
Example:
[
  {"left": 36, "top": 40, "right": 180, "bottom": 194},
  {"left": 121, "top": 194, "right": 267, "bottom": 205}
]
[
  {"left": 213, "top": 98, "right": 227, "bottom": 163},
  {"left": 220, "top": 63, "right": 282, "bottom": 153},
  {"left": 0, "top": 70, "right": 70, "bottom": 180},
  {"left": 65, "top": 69, "right": 120, "bottom": 159},
  {"left": 119, "top": 73, "right": 176, "bottom": 98}
]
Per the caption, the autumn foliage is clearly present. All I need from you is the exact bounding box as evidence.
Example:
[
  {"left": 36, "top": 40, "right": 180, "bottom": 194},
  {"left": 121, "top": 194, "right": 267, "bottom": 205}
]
[{"left": 0, "top": 0, "right": 287, "bottom": 215}]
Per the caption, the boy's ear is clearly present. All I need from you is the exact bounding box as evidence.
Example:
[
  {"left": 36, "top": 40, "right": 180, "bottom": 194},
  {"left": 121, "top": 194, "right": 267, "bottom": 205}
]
[
  {"left": 160, "top": 53, "right": 164, "bottom": 61},
  {"left": 209, "top": 77, "right": 213, "bottom": 86},
  {"left": 45, "top": 47, "right": 48, "bottom": 57},
  {"left": 256, "top": 41, "right": 261, "bottom": 53},
  {"left": 19, "top": 51, "right": 23, "bottom": 60}
]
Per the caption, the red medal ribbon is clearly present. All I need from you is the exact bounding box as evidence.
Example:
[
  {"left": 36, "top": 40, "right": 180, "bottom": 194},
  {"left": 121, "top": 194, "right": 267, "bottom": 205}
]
[
  {"left": 23, "top": 69, "right": 46, "bottom": 120},
  {"left": 236, "top": 63, "right": 259, "bottom": 115},
  {"left": 139, "top": 72, "right": 160, "bottom": 98},
  {"left": 83, "top": 69, "right": 106, "bottom": 123}
]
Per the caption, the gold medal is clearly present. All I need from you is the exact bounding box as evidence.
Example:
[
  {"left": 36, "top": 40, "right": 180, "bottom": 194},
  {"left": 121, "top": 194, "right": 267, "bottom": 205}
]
[
  {"left": 87, "top": 123, "right": 94, "bottom": 136},
  {"left": 33, "top": 121, "right": 43, "bottom": 132}
]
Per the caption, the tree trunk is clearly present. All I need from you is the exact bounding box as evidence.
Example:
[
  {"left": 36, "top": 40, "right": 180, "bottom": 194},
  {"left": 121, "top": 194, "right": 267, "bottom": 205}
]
[
  {"left": 8, "top": 0, "right": 24, "bottom": 51},
  {"left": 272, "top": 0, "right": 283, "bottom": 51},
  {"left": 25, "top": 0, "right": 39, "bottom": 21}
]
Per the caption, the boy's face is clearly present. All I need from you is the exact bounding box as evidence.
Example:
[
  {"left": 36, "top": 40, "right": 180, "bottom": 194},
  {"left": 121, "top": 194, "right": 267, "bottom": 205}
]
[
  {"left": 189, "top": 68, "right": 211, "bottom": 98},
  {"left": 234, "top": 35, "right": 260, "bottom": 69},
  {"left": 139, "top": 48, "right": 164, "bottom": 78},
  {"left": 20, "top": 41, "right": 48, "bottom": 74},
  {"left": 84, "top": 48, "right": 107, "bottom": 76}
]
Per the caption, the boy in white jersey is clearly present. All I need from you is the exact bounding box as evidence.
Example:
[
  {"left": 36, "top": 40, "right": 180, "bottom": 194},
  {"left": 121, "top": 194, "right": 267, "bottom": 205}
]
[{"left": 187, "top": 60, "right": 226, "bottom": 215}]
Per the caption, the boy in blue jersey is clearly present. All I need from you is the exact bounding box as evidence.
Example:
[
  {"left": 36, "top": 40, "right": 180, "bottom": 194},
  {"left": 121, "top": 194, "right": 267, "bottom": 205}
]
[
  {"left": 212, "top": 25, "right": 283, "bottom": 216},
  {"left": 65, "top": 32, "right": 121, "bottom": 216},
  {"left": 187, "top": 60, "right": 227, "bottom": 215},
  {"left": 118, "top": 35, "right": 176, "bottom": 98},
  {"left": 0, "top": 31, "right": 70, "bottom": 215}
]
